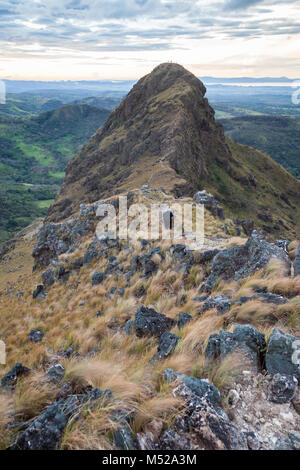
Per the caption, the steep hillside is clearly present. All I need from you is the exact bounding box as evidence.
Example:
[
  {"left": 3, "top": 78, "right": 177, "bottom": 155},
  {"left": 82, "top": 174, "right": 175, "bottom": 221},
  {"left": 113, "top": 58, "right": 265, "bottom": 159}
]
[
  {"left": 221, "top": 115, "right": 300, "bottom": 179},
  {"left": 0, "top": 188, "right": 299, "bottom": 450},
  {"left": 0, "top": 104, "right": 110, "bottom": 243},
  {"left": 47, "top": 63, "right": 300, "bottom": 240}
]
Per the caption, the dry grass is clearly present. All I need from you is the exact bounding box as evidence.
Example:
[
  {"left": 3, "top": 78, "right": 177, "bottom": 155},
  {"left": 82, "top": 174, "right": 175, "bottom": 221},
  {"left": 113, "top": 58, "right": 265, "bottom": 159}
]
[{"left": 0, "top": 225, "right": 299, "bottom": 449}]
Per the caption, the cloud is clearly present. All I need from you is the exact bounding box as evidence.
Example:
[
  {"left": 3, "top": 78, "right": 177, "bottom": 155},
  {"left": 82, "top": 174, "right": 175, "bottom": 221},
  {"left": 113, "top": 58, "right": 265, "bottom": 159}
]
[{"left": 224, "top": 0, "right": 264, "bottom": 10}]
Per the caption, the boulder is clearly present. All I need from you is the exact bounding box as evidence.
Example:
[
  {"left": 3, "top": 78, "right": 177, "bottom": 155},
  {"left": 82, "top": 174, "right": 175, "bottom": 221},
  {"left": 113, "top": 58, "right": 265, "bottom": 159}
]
[
  {"left": 265, "top": 328, "right": 300, "bottom": 379},
  {"left": 1, "top": 363, "right": 30, "bottom": 389},
  {"left": 32, "top": 219, "right": 95, "bottom": 270},
  {"left": 130, "top": 254, "right": 157, "bottom": 277},
  {"left": 205, "top": 324, "right": 266, "bottom": 372},
  {"left": 268, "top": 374, "right": 298, "bottom": 404},
  {"left": 12, "top": 388, "right": 112, "bottom": 450},
  {"left": 134, "top": 305, "right": 175, "bottom": 338},
  {"left": 41, "top": 268, "right": 55, "bottom": 287},
  {"left": 91, "top": 271, "right": 105, "bottom": 286},
  {"left": 32, "top": 285, "right": 45, "bottom": 299},
  {"left": 200, "top": 294, "right": 231, "bottom": 314},
  {"left": 197, "top": 249, "right": 220, "bottom": 263},
  {"left": 151, "top": 332, "right": 179, "bottom": 362},
  {"left": 111, "top": 409, "right": 139, "bottom": 450},
  {"left": 173, "top": 383, "right": 247, "bottom": 450},
  {"left": 294, "top": 243, "right": 300, "bottom": 276},
  {"left": 46, "top": 364, "right": 65, "bottom": 383},
  {"left": 194, "top": 191, "right": 225, "bottom": 219},
  {"left": 163, "top": 368, "right": 221, "bottom": 408},
  {"left": 203, "top": 235, "right": 290, "bottom": 291},
  {"left": 27, "top": 329, "right": 44, "bottom": 343},
  {"left": 177, "top": 312, "right": 193, "bottom": 329}
]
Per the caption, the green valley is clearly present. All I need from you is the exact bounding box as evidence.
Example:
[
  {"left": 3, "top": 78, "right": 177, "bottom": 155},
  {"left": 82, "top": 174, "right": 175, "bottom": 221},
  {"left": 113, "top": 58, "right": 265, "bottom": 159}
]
[{"left": 0, "top": 104, "right": 110, "bottom": 243}]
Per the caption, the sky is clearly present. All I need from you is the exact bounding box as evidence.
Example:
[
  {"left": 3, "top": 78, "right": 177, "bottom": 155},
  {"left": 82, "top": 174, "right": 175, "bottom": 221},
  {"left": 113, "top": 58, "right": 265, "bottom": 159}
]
[{"left": 0, "top": 0, "right": 300, "bottom": 80}]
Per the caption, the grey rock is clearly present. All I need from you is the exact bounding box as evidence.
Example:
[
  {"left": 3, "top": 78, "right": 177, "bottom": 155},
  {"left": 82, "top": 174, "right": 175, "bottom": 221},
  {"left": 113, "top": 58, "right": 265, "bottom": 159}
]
[
  {"left": 124, "top": 320, "right": 134, "bottom": 335},
  {"left": 244, "top": 431, "right": 260, "bottom": 450},
  {"left": 32, "top": 285, "right": 45, "bottom": 299},
  {"left": 27, "top": 329, "right": 44, "bottom": 343},
  {"left": 134, "top": 305, "right": 175, "bottom": 338},
  {"left": 289, "top": 431, "right": 300, "bottom": 450},
  {"left": 173, "top": 383, "right": 247, "bottom": 450},
  {"left": 194, "top": 191, "right": 225, "bottom": 219},
  {"left": 46, "top": 364, "right": 65, "bottom": 383},
  {"left": 268, "top": 374, "right": 298, "bottom": 404},
  {"left": 254, "top": 292, "right": 288, "bottom": 304},
  {"left": 266, "top": 328, "right": 300, "bottom": 379},
  {"left": 159, "top": 429, "right": 190, "bottom": 450},
  {"left": 91, "top": 271, "right": 105, "bottom": 286},
  {"left": 198, "top": 249, "right": 220, "bottom": 263},
  {"left": 12, "top": 388, "right": 111, "bottom": 450},
  {"left": 163, "top": 368, "right": 221, "bottom": 408},
  {"left": 112, "top": 409, "right": 139, "bottom": 450},
  {"left": 177, "top": 312, "right": 193, "bottom": 329},
  {"left": 151, "top": 332, "right": 179, "bottom": 362},
  {"left": 203, "top": 235, "right": 290, "bottom": 291},
  {"left": 32, "top": 219, "right": 94, "bottom": 270},
  {"left": 200, "top": 294, "right": 231, "bottom": 314},
  {"left": 206, "top": 324, "right": 266, "bottom": 372},
  {"left": 1, "top": 363, "right": 30, "bottom": 389},
  {"left": 41, "top": 268, "right": 55, "bottom": 287}
]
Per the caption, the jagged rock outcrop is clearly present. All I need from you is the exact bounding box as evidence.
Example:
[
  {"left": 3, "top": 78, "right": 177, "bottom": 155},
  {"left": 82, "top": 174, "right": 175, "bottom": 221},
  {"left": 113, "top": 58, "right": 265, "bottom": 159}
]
[
  {"left": 205, "top": 324, "right": 266, "bottom": 372},
  {"left": 202, "top": 234, "right": 290, "bottom": 291}
]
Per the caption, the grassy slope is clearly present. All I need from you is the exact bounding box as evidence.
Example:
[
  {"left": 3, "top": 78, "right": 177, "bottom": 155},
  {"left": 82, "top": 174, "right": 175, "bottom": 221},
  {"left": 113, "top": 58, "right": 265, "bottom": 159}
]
[
  {"left": 0, "top": 199, "right": 299, "bottom": 449},
  {"left": 221, "top": 115, "right": 300, "bottom": 179}
]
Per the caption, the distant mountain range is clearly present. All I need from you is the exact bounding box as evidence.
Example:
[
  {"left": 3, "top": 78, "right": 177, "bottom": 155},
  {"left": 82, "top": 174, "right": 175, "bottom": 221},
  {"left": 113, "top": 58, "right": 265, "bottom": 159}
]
[{"left": 2, "top": 76, "right": 299, "bottom": 94}]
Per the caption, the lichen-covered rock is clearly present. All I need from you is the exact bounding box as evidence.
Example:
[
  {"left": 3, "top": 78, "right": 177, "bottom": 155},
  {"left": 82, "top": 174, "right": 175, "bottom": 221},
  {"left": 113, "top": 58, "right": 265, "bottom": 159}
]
[
  {"left": 173, "top": 383, "right": 247, "bottom": 450},
  {"left": 32, "top": 218, "right": 95, "bottom": 270},
  {"left": 41, "top": 268, "right": 55, "bottom": 287},
  {"left": 46, "top": 364, "right": 65, "bottom": 383},
  {"left": 151, "top": 332, "right": 179, "bottom": 362},
  {"left": 177, "top": 312, "right": 193, "bottom": 329},
  {"left": 159, "top": 429, "right": 191, "bottom": 450},
  {"left": 111, "top": 409, "right": 139, "bottom": 450},
  {"left": 268, "top": 374, "right": 298, "bottom": 404},
  {"left": 206, "top": 324, "right": 266, "bottom": 372},
  {"left": 194, "top": 191, "right": 225, "bottom": 220},
  {"left": 27, "top": 329, "right": 44, "bottom": 343},
  {"left": 91, "top": 271, "right": 105, "bottom": 286},
  {"left": 203, "top": 235, "right": 290, "bottom": 291},
  {"left": 1, "top": 363, "right": 30, "bottom": 389},
  {"left": 130, "top": 254, "right": 157, "bottom": 277},
  {"left": 200, "top": 294, "right": 231, "bottom": 314},
  {"left": 265, "top": 328, "right": 300, "bottom": 379},
  {"left": 134, "top": 305, "right": 175, "bottom": 338},
  {"left": 12, "top": 388, "right": 112, "bottom": 450},
  {"left": 163, "top": 369, "right": 221, "bottom": 408}
]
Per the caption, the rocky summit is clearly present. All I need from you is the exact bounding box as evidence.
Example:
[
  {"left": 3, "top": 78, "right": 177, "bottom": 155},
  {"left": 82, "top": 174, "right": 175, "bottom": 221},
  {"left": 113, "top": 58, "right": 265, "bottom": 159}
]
[{"left": 0, "top": 64, "right": 299, "bottom": 452}]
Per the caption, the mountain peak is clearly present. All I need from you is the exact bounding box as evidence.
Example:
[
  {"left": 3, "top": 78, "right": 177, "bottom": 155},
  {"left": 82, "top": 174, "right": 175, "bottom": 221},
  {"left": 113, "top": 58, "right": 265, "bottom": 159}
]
[{"left": 46, "top": 64, "right": 300, "bottom": 240}]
